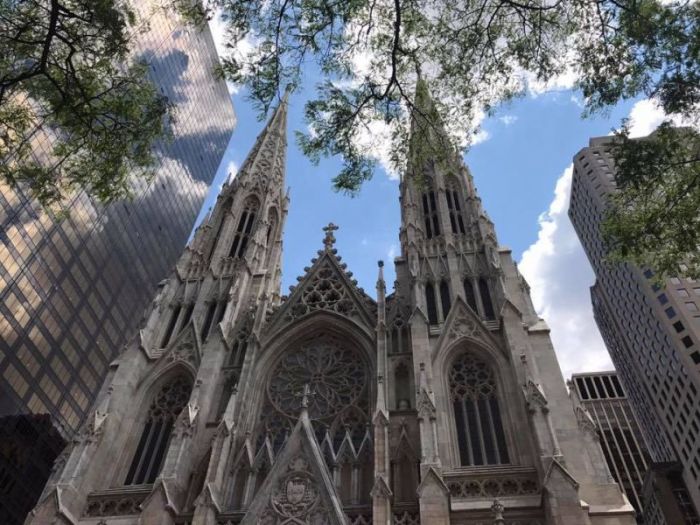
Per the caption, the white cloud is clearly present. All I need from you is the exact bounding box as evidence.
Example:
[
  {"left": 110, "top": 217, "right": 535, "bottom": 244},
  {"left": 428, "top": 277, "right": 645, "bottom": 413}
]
[
  {"left": 626, "top": 99, "right": 669, "bottom": 137},
  {"left": 387, "top": 243, "right": 399, "bottom": 260},
  {"left": 226, "top": 160, "right": 239, "bottom": 184},
  {"left": 499, "top": 115, "right": 518, "bottom": 126},
  {"left": 472, "top": 128, "right": 491, "bottom": 145},
  {"left": 569, "top": 94, "right": 584, "bottom": 108},
  {"left": 519, "top": 165, "right": 614, "bottom": 380},
  {"left": 208, "top": 12, "right": 257, "bottom": 95},
  {"left": 521, "top": 65, "right": 577, "bottom": 97},
  {"left": 353, "top": 119, "right": 399, "bottom": 179}
]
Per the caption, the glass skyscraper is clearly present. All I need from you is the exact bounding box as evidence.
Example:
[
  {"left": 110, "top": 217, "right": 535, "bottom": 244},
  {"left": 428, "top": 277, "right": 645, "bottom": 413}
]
[{"left": 0, "top": 4, "right": 236, "bottom": 523}]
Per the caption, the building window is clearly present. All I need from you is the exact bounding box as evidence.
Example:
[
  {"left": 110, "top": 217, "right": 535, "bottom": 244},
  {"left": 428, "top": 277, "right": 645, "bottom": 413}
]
[
  {"left": 440, "top": 280, "right": 451, "bottom": 319},
  {"left": 160, "top": 304, "right": 182, "bottom": 348},
  {"left": 682, "top": 336, "right": 694, "bottom": 349},
  {"left": 208, "top": 198, "right": 233, "bottom": 260},
  {"left": 125, "top": 374, "right": 192, "bottom": 485},
  {"left": 426, "top": 283, "right": 438, "bottom": 325},
  {"left": 479, "top": 278, "right": 495, "bottom": 320},
  {"left": 674, "top": 321, "right": 686, "bottom": 333},
  {"left": 394, "top": 362, "right": 411, "bottom": 410},
  {"left": 229, "top": 198, "right": 259, "bottom": 258},
  {"left": 421, "top": 189, "right": 440, "bottom": 239},
  {"left": 449, "top": 353, "right": 509, "bottom": 466},
  {"left": 445, "top": 184, "right": 466, "bottom": 235},
  {"left": 463, "top": 279, "right": 478, "bottom": 313},
  {"left": 201, "top": 301, "right": 218, "bottom": 340},
  {"left": 665, "top": 307, "right": 677, "bottom": 319}
]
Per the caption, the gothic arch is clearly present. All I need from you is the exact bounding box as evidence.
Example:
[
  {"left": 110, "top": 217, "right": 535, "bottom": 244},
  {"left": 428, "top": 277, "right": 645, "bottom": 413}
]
[
  {"left": 207, "top": 196, "right": 233, "bottom": 261},
  {"left": 234, "top": 317, "right": 374, "bottom": 511},
  {"left": 228, "top": 195, "right": 260, "bottom": 259},
  {"left": 119, "top": 366, "right": 195, "bottom": 486},
  {"left": 434, "top": 340, "right": 520, "bottom": 470},
  {"left": 261, "top": 309, "right": 376, "bottom": 361}
]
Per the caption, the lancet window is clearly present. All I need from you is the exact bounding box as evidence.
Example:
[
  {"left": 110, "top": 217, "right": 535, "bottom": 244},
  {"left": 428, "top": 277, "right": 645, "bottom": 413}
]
[
  {"left": 229, "top": 197, "right": 258, "bottom": 258},
  {"left": 394, "top": 361, "right": 412, "bottom": 410},
  {"left": 440, "top": 280, "right": 452, "bottom": 318},
  {"left": 479, "top": 278, "right": 495, "bottom": 320},
  {"left": 421, "top": 187, "right": 440, "bottom": 239},
  {"left": 426, "top": 283, "right": 438, "bottom": 325},
  {"left": 389, "top": 318, "right": 410, "bottom": 355},
  {"left": 463, "top": 278, "right": 478, "bottom": 313},
  {"left": 449, "top": 353, "right": 509, "bottom": 466},
  {"left": 208, "top": 197, "right": 233, "bottom": 260},
  {"left": 125, "top": 374, "right": 192, "bottom": 485},
  {"left": 445, "top": 183, "right": 466, "bottom": 235},
  {"left": 160, "top": 304, "right": 182, "bottom": 348}
]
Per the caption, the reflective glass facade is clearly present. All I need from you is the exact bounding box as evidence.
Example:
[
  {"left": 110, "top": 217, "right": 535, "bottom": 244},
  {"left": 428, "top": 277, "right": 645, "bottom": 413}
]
[{"left": 0, "top": 5, "right": 235, "bottom": 523}]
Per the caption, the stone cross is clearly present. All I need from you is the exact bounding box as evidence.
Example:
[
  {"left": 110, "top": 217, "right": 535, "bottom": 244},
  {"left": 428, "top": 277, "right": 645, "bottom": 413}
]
[{"left": 322, "top": 223, "right": 339, "bottom": 249}]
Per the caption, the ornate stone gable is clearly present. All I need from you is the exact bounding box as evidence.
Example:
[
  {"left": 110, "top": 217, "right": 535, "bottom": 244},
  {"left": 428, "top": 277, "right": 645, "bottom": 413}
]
[
  {"left": 432, "top": 297, "right": 504, "bottom": 360},
  {"left": 161, "top": 320, "right": 201, "bottom": 368},
  {"left": 264, "top": 246, "right": 376, "bottom": 336},
  {"left": 138, "top": 321, "right": 201, "bottom": 386},
  {"left": 240, "top": 408, "right": 347, "bottom": 525}
]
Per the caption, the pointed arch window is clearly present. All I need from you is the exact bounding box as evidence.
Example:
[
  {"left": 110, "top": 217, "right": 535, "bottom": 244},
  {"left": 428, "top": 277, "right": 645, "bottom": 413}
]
[
  {"left": 125, "top": 374, "right": 192, "bottom": 485},
  {"left": 439, "top": 280, "right": 451, "bottom": 318},
  {"left": 445, "top": 184, "right": 466, "bottom": 235},
  {"left": 425, "top": 283, "right": 438, "bottom": 325},
  {"left": 449, "top": 353, "right": 509, "bottom": 466},
  {"left": 266, "top": 208, "right": 278, "bottom": 245},
  {"left": 390, "top": 318, "right": 410, "bottom": 354},
  {"left": 463, "top": 279, "right": 478, "bottom": 313},
  {"left": 479, "top": 278, "right": 495, "bottom": 320},
  {"left": 229, "top": 198, "right": 259, "bottom": 258},
  {"left": 394, "top": 362, "right": 411, "bottom": 410},
  {"left": 208, "top": 198, "right": 233, "bottom": 260},
  {"left": 421, "top": 188, "right": 440, "bottom": 239},
  {"left": 160, "top": 304, "right": 182, "bottom": 348}
]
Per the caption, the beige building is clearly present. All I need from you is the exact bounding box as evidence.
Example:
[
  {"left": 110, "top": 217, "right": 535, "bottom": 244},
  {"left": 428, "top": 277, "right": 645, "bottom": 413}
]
[
  {"left": 569, "top": 135, "right": 700, "bottom": 514},
  {"left": 27, "top": 85, "right": 634, "bottom": 524},
  {"left": 569, "top": 371, "right": 650, "bottom": 521}
]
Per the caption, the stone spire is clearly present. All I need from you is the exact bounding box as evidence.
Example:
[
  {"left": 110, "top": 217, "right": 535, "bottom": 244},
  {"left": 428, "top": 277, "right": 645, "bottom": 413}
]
[{"left": 231, "top": 88, "right": 290, "bottom": 191}]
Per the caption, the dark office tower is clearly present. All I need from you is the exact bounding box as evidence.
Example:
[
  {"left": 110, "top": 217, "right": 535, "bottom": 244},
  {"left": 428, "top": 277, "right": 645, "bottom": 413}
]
[
  {"left": 570, "top": 371, "right": 651, "bottom": 521},
  {"left": 0, "top": 5, "right": 235, "bottom": 524},
  {"left": 569, "top": 134, "right": 700, "bottom": 513}
]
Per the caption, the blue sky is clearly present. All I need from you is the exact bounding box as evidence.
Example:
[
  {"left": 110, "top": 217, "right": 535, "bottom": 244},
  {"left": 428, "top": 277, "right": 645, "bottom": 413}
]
[
  {"left": 196, "top": 89, "right": 632, "bottom": 293},
  {"left": 195, "top": 21, "right": 671, "bottom": 377}
]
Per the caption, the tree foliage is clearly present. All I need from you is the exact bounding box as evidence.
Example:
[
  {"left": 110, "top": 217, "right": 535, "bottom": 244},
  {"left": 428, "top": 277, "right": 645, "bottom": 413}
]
[
  {"left": 603, "top": 124, "right": 700, "bottom": 279},
  {"left": 0, "top": 0, "right": 172, "bottom": 207},
  {"left": 187, "top": 0, "right": 698, "bottom": 277}
]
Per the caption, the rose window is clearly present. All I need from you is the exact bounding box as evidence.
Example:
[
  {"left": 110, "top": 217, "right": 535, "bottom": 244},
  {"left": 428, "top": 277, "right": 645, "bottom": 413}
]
[{"left": 267, "top": 335, "right": 367, "bottom": 422}]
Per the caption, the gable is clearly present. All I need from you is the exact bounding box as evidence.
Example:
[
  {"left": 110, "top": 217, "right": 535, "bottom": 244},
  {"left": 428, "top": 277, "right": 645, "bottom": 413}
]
[
  {"left": 433, "top": 297, "right": 506, "bottom": 360},
  {"left": 240, "top": 410, "right": 346, "bottom": 524},
  {"left": 265, "top": 251, "right": 376, "bottom": 335}
]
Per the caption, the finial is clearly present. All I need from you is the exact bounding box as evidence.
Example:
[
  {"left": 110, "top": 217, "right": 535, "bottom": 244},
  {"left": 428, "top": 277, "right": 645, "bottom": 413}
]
[
  {"left": 296, "top": 383, "right": 316, "bottom": 413},
  {"left": 322, "top": 223, "right": 339, "bottom": 249},
  {"left": 378, "top": 260, "right": 384, "bottom": 268}
]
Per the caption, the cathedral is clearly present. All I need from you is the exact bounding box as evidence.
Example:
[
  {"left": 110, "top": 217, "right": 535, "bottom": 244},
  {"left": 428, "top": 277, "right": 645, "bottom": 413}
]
[{"left": 27, "top": 84, "right": 636, "bottom": 524}]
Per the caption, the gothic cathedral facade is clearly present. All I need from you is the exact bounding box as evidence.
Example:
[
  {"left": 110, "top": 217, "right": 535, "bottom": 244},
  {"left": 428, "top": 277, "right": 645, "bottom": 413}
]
[{"left": 28, "top": 86, "right": 636, "bottom": 524}]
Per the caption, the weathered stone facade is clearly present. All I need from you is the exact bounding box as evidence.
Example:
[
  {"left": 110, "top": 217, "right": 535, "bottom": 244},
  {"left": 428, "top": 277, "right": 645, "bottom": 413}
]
[{"left": 27, "top": 86, "right": 636, "bottom": 524}]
